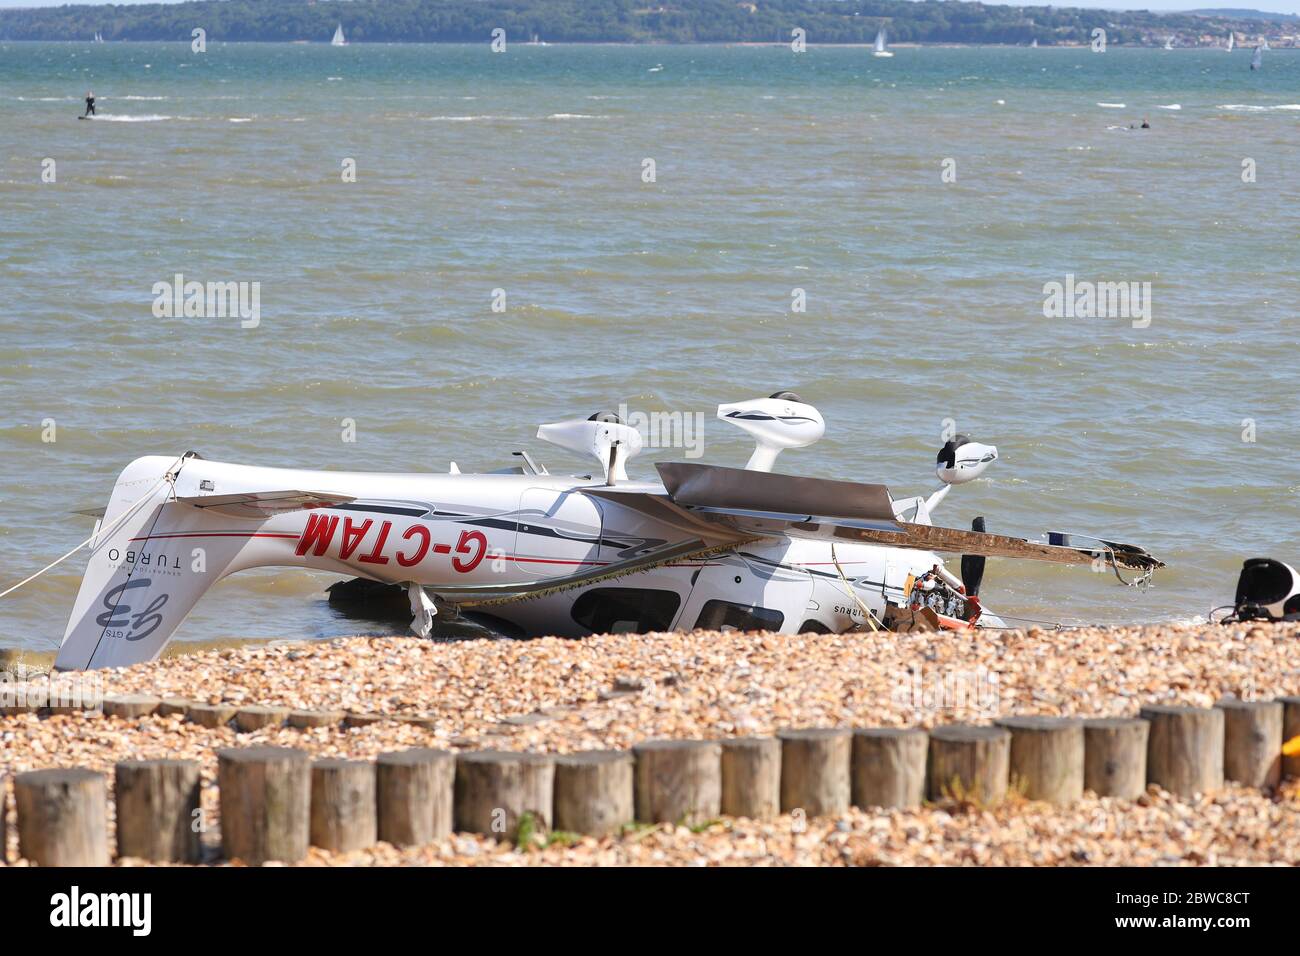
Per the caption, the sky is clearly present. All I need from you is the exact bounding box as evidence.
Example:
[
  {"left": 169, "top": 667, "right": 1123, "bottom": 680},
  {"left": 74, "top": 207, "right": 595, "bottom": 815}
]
[{"left": 0, "top": 0, "right": 1297, "bottom": 17}]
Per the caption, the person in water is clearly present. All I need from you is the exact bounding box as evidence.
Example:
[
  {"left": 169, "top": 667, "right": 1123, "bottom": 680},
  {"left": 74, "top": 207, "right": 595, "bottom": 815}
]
[
  {"left": 1140, "top": 118, "right": 1150, "bottom": 129},
  {"left": 83, "top": 91, "right": 95, "bottom": 117}
]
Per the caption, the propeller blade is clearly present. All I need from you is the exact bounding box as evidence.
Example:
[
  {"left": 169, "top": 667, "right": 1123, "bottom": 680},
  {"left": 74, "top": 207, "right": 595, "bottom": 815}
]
[{"left": 961, "top": 515, "right": 987, "bottom": 597}]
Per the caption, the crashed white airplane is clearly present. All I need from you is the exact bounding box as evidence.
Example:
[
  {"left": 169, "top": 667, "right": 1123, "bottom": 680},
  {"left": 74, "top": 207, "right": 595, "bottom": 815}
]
[{"left": 53, "top": 392, "right": 1162, "bottom": 670}]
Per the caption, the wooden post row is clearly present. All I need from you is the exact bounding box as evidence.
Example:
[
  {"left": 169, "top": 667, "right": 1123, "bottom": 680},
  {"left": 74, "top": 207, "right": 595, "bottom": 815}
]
[{"left": 14, "top": 694, "right": 1300, "bottom": 865}]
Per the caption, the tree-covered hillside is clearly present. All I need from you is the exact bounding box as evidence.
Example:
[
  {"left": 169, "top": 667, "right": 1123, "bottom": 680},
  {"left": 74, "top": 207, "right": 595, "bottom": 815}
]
[{"left": 0, "top": 0, "right": 1287, "bottom": 47}]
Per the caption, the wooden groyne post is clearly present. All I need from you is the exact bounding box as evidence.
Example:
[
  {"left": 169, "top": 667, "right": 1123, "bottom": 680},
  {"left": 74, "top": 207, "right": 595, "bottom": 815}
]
[
  {"left": 553, "top": 750, "right": 634, "bottom": 837},
  {"left": 115, "top": 758, "right": 202, "bottom": 863},
  {"left": 633, "top": 739, "right": 721, "bottom": 825},
  {"left": 851, "top": 727, "right": 928, "bottom": 809},
  {"left": 103, "top": 694, "right": 161, "bottom": 720},
  {"left": 188, "top": 703, "right": 237, "bottom": 729},
  {"left": 235, "top": 705, "right": 290, "bottom": 732},
  {"left": 217, "top": 746, "right": 311, "bottom": 864},
  {"left": 927, "top": 725, "right": 1010, "bottom": 805},
  {"left": 1082, "top": 717, "right": 1149, "bottom": 799},
  {"left": 1282, "top": 696, "right": 1300, "bottom": 781},
  {"left": 376, "top": 748, "right": 455, "bottom": 846},
  {"left": 779, "top": 728, "right": 851, "bottom": 817},
  {"left": 14, "top": 768, "right": 109, "bottom": 866},
  {"left": 310, "top": 758, "right": 377, "bottom": 852},
  {"left": 1140, "top": 705, "right": 1223, "bottom": 796},
  {"left": 720, "top": 736, "right": 781, "bottom": 819},
  {"left": 1216, "top": 698, "right": 1282, "bottom": 789},
  {"left": 996, "top": 716, "right": 1084, "bottom": 805},
  {"left": 454, "top": 750, "right": 555, "bottom": 837}
]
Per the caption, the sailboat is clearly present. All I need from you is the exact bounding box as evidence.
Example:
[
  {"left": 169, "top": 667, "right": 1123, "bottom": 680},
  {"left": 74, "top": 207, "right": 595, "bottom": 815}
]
[
  {"left": 331, "top": 23, "right": 347, "bottom": 47},
  {"left": 873, "top": 29, "right": 893, "bottom": 58},
  {"left": 94, "top": 32, "right": 104, "bottom": 44},
  {"left": 1163, "top": 36, "right": 1174, "bottom": 51},
  {"left": 1031, "top": 39, "right": 1038, "bottom": 49},
  {"left": 1226, "top": 32, "right": 1235, "bottom": 52},
  {"left": 1251, "top": 44, "right": 1263, "bottom": 70}
]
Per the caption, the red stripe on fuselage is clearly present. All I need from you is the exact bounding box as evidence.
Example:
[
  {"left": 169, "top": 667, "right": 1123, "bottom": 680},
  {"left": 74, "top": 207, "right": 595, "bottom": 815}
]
[{"left": 130, "top": 532, "right": 299, "bottom": 542}]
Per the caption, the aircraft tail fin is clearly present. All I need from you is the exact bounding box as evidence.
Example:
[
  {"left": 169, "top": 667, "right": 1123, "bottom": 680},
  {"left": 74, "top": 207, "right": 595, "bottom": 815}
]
[{"left": 54, "top": 456, "right": 246, "bottom": 671}]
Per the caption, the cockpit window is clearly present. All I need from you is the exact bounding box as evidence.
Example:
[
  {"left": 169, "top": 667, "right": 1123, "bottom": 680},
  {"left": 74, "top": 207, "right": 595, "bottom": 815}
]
[
  {"left": 694, "top": 600, "right": 784, "bottom": 632},
  {"left": 571, "top": 587, "right": 681, "bottom": 634}
]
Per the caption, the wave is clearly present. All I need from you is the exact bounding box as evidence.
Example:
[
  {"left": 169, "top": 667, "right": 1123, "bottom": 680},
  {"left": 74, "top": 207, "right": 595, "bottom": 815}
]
[
  {"left": 117, "top": 95, "right": 168, "bottom": 101},
  {"left": 1156, "top": 104, "right": 1181, "bottom": 110},
  {"left": 82, "top": 175, "right": 134, "bottom": 186},
  {"left": 421, "top": 112, "right": 609, "bottom": 122},
  {"left": 1217, "top": 104, "right": 1300, "bottom": 112},
  {"left": 85, "top": 113, "right": 171, "bottom": 122},
  {"left": 1097, "top": 102, "right": 1126, "bottom": 109}
]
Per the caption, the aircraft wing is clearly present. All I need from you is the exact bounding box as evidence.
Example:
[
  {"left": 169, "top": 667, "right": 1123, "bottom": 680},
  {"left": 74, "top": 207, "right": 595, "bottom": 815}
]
[
  {"left": 652, "top": 462, "right": 1163, "bottom": 572},
  {"left": 174, "top": 490, "right": 356, "bottom": 518},
  {"left": 443, "top": 486, "right": 763, "bottom": 607}
]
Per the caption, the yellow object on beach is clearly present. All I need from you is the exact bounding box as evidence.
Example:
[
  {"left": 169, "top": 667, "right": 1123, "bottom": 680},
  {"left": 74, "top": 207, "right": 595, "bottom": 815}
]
[{"left": 1283, "top": 735, "right": 1300, "bottom": 757}]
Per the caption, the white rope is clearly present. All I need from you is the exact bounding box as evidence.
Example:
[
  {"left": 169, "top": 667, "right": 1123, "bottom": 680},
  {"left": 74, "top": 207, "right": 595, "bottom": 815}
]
[
  {"left": 0, "top": 455, "right": 185, "bottom": 600},
  {"left": 829, "top": 543, "right": 882, "bottom": 632}
]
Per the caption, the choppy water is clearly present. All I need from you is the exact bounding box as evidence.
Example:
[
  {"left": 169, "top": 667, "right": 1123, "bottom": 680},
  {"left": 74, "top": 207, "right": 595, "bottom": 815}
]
[{"left": 1, "top": 42, "right": 1298, "bottom": 651}]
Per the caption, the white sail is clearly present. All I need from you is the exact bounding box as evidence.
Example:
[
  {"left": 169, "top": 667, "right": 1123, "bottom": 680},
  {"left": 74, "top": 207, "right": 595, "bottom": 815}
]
[
  {"left": 1164, "top": 36, "right": 1173, "bottom": 51},
  {"left": 332, "top": 23, "right": 346, "bottom": 46},
  {"left": 1227, "top": 32, "right": 1235, "bottom": 52},
  {"left": 873, "top": 28, "right": 893, "bottom": 57},
  {"left": 1031, "top": 38, "right": 1038, "bottom": 48},
  {"left": 1251, "top": 44, "right": 1263, "bottom": 70}
]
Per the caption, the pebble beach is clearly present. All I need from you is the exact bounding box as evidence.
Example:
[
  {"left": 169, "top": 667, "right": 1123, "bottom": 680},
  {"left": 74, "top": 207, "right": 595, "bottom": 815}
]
[{"left": 3, "top": 620, "right": 1298, "bottom": 866}]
